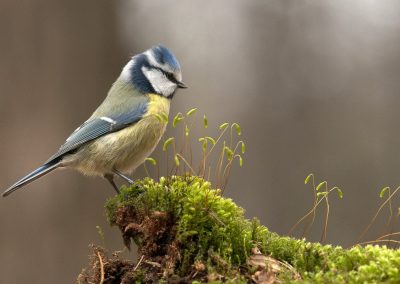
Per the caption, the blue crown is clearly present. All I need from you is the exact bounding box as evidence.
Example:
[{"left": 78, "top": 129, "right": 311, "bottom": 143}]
[{"left": 151, "top": 45, "right": 181, "bottom": 71}]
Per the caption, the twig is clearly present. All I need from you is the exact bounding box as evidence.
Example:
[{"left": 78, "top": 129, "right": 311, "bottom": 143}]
[
  {"left": 144, "top": 260, "right": 162, "bottom": 267},
  {"left": 97, "top": 251, "right": 105, "bottom": 284},
  {"left": 133, "top": 255, "right": 145, "bottom": 272}
]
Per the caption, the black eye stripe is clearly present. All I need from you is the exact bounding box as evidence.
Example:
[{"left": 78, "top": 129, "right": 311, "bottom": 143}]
[{"left": 152, "top": 66, "right": 178, "bottom": 84}]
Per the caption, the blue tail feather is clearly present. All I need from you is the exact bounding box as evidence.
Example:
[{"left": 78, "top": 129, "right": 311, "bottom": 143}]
[{"left": 2, "top": 161, "right": 60, "bottom": 197}]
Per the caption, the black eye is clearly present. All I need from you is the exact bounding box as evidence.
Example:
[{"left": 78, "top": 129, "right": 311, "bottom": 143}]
[{"left": 165, "top": 72, "right": 178, "bottom": 84}]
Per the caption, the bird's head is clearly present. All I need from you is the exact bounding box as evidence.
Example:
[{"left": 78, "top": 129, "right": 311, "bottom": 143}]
[{"left": 121, "top": 45, "right": 187, "bottom": 98}]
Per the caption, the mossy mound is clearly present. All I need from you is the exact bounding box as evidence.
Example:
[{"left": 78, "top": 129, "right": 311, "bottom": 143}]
[{"left": 78, "top": 176, "right": 400, "bottom": 283}]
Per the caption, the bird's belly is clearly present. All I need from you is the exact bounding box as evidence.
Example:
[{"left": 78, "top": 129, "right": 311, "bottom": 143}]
[{"left": 69, "top": 94, "right": 170, "bottom": 176}]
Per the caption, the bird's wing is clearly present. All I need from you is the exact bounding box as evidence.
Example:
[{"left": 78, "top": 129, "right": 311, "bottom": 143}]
[{"left": 46, "top": 100, "right": 149, "bottom": 163}]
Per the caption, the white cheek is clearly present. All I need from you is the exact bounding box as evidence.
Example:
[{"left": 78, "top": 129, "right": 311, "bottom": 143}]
[{"left": 142, "top": 67, "right": 177, "bottom": 97}]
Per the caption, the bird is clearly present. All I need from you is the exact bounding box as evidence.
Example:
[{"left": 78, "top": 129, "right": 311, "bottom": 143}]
[{"left": 2, "top": 45, "right": 187, "bottom": 197}]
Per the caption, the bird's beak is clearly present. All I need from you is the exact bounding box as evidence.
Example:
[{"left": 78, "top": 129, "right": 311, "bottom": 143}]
[{"left": 177, "top": 81, "right": 188, "bottom": 89}]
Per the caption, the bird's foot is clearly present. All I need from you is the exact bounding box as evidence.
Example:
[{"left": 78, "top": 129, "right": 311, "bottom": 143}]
[
  {"left": 104, "top": 173, "right": 120, "bottom": 194},
  {"left": 113, "top": 169, "right": 134, "bottom": 184}
]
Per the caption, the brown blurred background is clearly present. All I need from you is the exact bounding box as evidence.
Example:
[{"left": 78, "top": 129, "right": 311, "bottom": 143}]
[{"left": 1, "top": 0, "right": 400, "bottom": 282}]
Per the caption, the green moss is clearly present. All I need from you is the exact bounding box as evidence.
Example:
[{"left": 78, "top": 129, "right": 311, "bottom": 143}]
[{"left": 105, "top": 176, "right": 400, "bottom": 283}]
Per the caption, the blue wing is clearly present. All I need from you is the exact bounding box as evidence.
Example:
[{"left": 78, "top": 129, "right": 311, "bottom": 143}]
[{"left": 46, "top": 101, "right": 148, "bottom": 163}]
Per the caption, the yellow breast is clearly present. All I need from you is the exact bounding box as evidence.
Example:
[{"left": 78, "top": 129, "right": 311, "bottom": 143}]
[
  {"left": 112, "top": 93, "right": 171, "bottom": 171},
  {"left": 145, "top": 93, "right": 171, "bottom": 120}
]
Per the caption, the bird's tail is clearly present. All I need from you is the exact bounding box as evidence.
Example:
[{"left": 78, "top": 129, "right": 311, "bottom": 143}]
[{"left": 2, "top": 161, "right": 60, "bottom": 197}]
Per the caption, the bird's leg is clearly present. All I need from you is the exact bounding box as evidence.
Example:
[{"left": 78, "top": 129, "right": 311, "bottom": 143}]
[
  {"left": 104, "top": 173, "right": 120, "bottom": 194},
  {"left": 113, "top": 169, "right": 134, "bottom": 184}
]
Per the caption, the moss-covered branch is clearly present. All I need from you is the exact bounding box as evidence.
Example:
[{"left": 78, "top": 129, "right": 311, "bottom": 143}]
[{"left": 78, "top": 176, "right": 400, "bottom": 283}]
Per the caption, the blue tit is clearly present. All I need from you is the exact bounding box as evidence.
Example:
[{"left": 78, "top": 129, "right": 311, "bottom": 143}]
[{"left": 2, "top": 45, "right": 187, "bottom": 197}]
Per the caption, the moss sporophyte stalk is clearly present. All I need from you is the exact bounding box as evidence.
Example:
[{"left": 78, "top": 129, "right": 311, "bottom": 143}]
[{"left": 77, "top": 176, "right": 400, "bottom": 283}]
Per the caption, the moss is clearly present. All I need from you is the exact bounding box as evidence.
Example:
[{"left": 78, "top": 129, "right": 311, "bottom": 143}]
[{"left": 81, "top": 176, "right": 400, "bottom": 283}]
